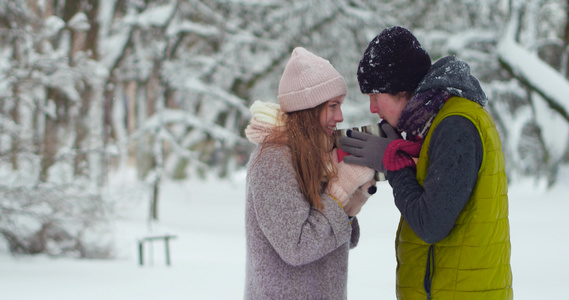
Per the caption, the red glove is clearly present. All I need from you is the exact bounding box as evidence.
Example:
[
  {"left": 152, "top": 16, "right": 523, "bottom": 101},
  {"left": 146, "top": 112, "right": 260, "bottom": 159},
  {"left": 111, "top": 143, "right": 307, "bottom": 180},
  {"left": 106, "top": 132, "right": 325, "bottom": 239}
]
[{"left": 383, "top": 139, "right": 422, "bottom": 171}]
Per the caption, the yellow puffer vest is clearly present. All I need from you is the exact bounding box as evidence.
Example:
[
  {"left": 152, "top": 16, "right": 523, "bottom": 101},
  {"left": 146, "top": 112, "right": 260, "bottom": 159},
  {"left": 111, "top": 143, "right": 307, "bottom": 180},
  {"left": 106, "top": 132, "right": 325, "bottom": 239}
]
[{"left": 395, "top": 97, "right": 513, "bottom": 300}]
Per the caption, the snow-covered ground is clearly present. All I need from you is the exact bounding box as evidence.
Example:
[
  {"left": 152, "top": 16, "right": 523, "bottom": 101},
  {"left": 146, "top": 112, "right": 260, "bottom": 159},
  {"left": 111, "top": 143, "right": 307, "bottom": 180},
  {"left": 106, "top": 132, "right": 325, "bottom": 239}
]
[{"left": 1, "top": 170, "right": 568, "bottom": 299}]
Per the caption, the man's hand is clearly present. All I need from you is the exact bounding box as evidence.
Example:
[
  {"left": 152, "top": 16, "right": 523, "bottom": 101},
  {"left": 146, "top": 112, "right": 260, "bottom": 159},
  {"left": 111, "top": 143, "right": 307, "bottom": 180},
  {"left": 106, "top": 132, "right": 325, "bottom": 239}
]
[{"left": 340, "top": 123, "right": 399, "bottom": 173}]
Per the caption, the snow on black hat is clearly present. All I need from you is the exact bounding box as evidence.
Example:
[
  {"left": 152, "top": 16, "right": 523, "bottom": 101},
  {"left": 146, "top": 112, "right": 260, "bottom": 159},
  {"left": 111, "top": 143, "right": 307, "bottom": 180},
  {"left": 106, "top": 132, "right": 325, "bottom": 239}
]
[{"left": 357, "top": 26, "right": 431, "bottom": 94}]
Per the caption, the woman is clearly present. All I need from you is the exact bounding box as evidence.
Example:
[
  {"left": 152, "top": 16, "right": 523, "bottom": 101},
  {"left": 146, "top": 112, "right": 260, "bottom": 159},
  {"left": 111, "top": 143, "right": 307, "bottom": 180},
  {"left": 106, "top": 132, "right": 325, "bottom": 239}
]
[
  {"left": 341, "top": 26, "right": 513, "bottom": 299},
  {"left": 244, "top": 47, "right": 376, "bottom": 299}
]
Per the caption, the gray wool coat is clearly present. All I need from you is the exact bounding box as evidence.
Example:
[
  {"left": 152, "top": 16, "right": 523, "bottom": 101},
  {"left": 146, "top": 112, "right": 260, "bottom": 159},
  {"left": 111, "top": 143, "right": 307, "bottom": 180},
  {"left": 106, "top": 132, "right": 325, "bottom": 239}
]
[{"left": 245, "top": 144, "right": 360, "bottom": 300}]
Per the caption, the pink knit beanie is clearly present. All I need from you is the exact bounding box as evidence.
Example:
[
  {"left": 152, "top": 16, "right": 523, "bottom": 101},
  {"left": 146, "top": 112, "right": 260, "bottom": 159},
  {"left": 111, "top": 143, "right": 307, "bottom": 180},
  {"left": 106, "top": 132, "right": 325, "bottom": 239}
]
[{"left": 278, "top": 47, "right": 347, "bottom": 113}]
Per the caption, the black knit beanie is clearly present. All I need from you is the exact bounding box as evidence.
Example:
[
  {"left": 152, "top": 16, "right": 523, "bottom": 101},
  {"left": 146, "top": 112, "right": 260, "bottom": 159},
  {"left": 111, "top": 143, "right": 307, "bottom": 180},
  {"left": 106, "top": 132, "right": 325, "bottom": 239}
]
[{"left": 357, "top": 26, "right": 432, "bottom": 94}]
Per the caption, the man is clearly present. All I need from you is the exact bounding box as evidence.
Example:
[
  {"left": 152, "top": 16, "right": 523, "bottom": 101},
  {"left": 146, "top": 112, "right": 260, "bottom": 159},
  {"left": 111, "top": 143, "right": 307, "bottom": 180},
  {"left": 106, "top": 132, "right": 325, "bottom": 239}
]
[{"left": 340, "top": 26, "right": 513, "bottom": 299}]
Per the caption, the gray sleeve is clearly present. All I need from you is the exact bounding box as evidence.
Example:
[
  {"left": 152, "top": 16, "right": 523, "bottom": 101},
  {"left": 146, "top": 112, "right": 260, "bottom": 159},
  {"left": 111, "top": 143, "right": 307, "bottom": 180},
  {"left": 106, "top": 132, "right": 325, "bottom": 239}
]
[
  {"left": 249, "top": 146, "right": 353, "bottom": 265},
  {"left": 349, "top": 217, "right": 360, "bottom": 249},
  {"left": 386, "top": 115, "right": 483, "bottom": 244}
]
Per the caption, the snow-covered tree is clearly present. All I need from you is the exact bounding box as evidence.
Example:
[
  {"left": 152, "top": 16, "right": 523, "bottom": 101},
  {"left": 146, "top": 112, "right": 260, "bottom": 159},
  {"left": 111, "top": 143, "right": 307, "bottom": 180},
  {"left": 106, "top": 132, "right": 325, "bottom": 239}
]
[
  {"left": 0, "top": 0, "right": 111, "bottom": 257},
  {"left": 391, "top": 0, "right": 569, "bottom": 186},
  {"left": 494, "top": 0, "right": 569, "bottom": 185},
  {"left": 2, "top": 0, "right": 569, "bottom": 257}
]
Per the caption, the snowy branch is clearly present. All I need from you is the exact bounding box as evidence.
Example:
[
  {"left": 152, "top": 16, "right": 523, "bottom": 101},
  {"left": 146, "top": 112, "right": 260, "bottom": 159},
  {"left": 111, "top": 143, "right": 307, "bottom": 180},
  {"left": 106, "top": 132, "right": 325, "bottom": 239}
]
[
  {"left": 497, "top": 16, "right": 569, "bottom": 122},
  {"left": 129, "top": 108, "right": 249, "bottom": 145}
]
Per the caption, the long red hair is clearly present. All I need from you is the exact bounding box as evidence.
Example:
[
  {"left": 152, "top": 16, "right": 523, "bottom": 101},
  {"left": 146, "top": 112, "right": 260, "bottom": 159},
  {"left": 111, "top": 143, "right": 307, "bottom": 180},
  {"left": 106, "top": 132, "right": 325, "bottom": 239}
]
[{"left": 260, "top": 102, "right": 336, "bottom": 210}]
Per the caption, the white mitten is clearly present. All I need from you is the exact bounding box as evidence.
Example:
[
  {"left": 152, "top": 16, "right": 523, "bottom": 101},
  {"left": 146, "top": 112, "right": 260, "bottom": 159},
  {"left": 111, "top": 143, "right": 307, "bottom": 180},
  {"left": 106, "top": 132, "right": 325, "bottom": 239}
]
[
  {"left": 326, "top": 149, "right": 375, "bottom": 207},
  {"left": 344, "top": 180, "right": 376, "bottom": 216}
]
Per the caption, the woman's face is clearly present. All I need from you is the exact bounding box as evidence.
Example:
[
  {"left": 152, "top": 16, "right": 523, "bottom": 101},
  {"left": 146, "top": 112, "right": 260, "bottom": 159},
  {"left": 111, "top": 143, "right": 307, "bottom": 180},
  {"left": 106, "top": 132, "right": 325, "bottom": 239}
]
[
  {"left": 368, "top": 92, "right": 409, "bottom": 128},
  {"left": 319, "top": 96, "right": 344, "bottom": 134}
]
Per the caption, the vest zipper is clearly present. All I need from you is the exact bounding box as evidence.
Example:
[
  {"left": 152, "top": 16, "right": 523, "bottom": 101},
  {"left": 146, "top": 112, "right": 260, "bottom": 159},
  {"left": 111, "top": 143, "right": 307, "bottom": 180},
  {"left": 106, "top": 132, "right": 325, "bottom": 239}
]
[{"left": 424, "top": 245, "right": 435, "bottom": 300}]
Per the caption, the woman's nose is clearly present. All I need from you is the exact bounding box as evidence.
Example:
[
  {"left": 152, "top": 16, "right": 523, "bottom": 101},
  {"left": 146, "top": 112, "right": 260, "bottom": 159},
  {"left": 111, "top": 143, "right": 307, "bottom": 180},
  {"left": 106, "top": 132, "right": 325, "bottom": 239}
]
[{"left": 336, "top": 109, "right": 344, "bottom": 122}]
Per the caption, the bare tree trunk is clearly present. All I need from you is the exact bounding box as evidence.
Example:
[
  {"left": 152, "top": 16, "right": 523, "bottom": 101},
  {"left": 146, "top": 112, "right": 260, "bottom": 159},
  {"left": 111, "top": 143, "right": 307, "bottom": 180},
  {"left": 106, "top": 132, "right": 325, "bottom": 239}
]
[
  {"left": 561, "top": 0, "right": 569, "bottom": 163},
  {"left": 9, "top": 87, "right": 19, "bottom": 170},
  {"left": 151, "top": 177, "right": 159, "bottom": 220},
  {"left": 9, "top": 27, "right": 25, "bottom": 171},
  {"left": 73, "top": 88, "right": 91, "bottom": 178},
  {"left": 125, "top": 81, "right": 137, "bottom": 134}
]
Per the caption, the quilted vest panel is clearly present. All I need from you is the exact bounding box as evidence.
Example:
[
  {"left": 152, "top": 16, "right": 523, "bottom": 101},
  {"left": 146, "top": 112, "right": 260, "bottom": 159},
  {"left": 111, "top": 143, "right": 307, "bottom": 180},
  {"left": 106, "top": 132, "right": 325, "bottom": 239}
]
[{"left": 395, "top": 97, "right": 513, "bottom": 300}]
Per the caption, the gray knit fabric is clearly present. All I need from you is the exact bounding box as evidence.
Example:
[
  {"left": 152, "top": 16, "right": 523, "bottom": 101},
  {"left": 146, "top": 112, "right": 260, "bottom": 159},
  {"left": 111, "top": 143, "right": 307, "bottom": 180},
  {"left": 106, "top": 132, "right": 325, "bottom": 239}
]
[
  {"left": 245, "top": 144, "right": 359, "bottom": 300},
  {"left": 416, "top": 55, "right": 487, "bottom": 106}
]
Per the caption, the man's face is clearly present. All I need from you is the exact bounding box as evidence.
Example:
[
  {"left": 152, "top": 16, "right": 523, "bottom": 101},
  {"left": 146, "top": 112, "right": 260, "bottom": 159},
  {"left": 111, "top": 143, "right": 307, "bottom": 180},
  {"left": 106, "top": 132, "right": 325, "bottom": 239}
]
[{"left": 368, "top": 93, "right": 409, "bottom": 128}]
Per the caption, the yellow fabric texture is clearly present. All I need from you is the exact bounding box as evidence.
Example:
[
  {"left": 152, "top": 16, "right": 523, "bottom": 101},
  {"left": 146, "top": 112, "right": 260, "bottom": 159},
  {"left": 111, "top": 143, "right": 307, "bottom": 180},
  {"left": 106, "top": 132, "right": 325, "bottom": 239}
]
[{"left": 395, "top": 97, "right": 513, "bottom": 300}]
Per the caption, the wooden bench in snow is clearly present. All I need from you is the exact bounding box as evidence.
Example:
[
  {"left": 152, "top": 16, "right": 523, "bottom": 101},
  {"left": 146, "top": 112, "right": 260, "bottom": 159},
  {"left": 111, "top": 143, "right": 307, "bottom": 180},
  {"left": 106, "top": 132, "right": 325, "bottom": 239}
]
[{"left": 138, "top": 234, "right": 177, "bottom": 266}]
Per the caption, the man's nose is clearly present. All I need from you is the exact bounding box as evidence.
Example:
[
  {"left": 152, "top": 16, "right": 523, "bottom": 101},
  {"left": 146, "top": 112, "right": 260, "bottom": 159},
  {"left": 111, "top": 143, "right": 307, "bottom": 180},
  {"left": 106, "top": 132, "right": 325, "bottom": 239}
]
[{"left": 370, "top": 101, "right": 378, "bottom": 114}]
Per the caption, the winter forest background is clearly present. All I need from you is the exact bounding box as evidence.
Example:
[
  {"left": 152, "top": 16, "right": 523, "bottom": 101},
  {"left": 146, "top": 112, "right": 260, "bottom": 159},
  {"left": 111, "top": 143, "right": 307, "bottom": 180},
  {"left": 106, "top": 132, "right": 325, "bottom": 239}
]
[{"left": 1, "top": 0, "right": 568, "bottom": 259}]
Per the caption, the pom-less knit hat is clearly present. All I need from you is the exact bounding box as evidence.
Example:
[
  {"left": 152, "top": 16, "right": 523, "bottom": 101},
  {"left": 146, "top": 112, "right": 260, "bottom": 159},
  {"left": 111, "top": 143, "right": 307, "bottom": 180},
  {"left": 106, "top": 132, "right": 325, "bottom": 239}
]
[
  {"left": 357, "top": 26, "right": 431, "bottom": 94},
  {"left": 278, "top": 47, "right": 347, "bottom": 113}
]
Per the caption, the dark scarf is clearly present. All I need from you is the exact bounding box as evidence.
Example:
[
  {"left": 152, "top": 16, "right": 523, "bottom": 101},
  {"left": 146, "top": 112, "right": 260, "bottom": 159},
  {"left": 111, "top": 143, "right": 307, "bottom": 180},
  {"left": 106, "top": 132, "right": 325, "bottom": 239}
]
[
  {"left": 397, "top": 56, "right": 487, "bottom": 140},
  {"left": 398, "top": 89, "right": 451, "bottom": 140}
]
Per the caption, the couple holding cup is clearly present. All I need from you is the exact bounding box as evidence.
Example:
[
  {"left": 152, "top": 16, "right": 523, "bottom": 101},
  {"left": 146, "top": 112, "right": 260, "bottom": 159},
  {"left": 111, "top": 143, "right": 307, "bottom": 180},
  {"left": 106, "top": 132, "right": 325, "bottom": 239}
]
[
  {"left": 334, "top": 122, "right": 389, "bottom": 182},
  {"left": 245, "top": 25, "right": 512, "bottom": 300}
]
